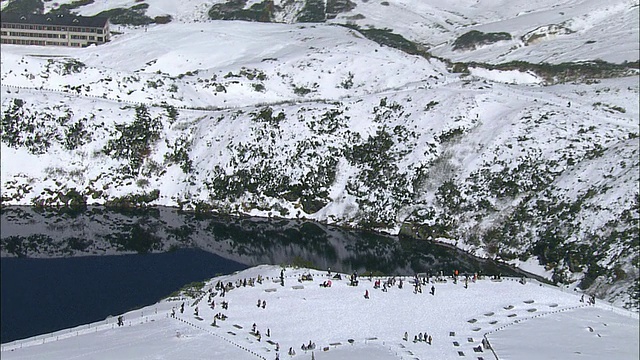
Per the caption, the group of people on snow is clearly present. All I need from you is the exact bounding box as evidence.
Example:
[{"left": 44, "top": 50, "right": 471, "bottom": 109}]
[
  {"left": 403, "top": 331, "right": 432, "bottom": 344},
  {"left": 162, "top": 267, "right": 598, "bottom": 360}
]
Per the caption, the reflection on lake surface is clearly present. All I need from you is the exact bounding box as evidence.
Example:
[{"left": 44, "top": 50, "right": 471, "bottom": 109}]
[{"left": 1, "top": 206, "right": 519, "bottom": 343}]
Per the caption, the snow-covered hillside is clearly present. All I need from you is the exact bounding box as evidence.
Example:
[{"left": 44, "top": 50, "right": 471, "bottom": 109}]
[
  {"left": 1, "top": 0, "right": 638, "bottom": 308},
  {"left": 6, "top": 0, "right": 638, "bottom": 64},
  {"left": 2, "top": 266, "right": 638, "bottom": 359}
]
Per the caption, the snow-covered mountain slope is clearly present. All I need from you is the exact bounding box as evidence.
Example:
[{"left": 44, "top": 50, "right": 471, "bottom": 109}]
[
  {"left": 1, "top": 0, "right": 638, "bottom": 308},
  {"left": 9, "top": 0, "right": 638, "bottom": 64},
  {"left": 2, "top": 265, "right": 638, "bottom": 359},
  {"left": 342, "top": 0, "right": 640, "bottom": 64}
]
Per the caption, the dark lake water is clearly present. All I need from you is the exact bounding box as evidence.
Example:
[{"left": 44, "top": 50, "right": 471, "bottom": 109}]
[{"left": 1, "top": 206, "right": 521, "bottom": 343}]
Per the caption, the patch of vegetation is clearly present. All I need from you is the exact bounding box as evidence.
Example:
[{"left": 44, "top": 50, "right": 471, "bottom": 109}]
[
  {"left": 435, "top": 180, "right": 464, "bottom": 212},
  {"left": 46, "top": 0, "right": 94, "bottom": 16},
  {"left": 0, "top": 98, "right": 80, "bottom": 154},
  {"left": 103, "top": 105, "right": 163, "bottom": 175},
  {"left": 436, "top": 127, "right": 465, "bottom": 143},
  {"left": 297, "top": 0, "right": 326, "bottom": 22},
  {"left": 95, "top": 3, "right": 154, "bottom": 26},
  {"left": 307, "top": 108, "right": 348, "bottom": 135},
  {"left": 468, "top": 156, "right": 559, "bottom": 199},
  {"left": 164, "top": 135, "right": 193, "bottom": 173},
  {"left": 285, "top": 156, "right": 337, "bottom": 214},
  {"left": 224, "top": 68, "right": 267, "bottom": 81},
  {"left": 458, "top": 59, "right": 640, "bottom": 84},
  {"left": 326, "top": 0, "right": 356, "bottom": 19},
  {"left": 342, "top": 99, "right": 418, "bottom": 228},
  {"left": 293, "top": 84, "right": 314, "bottom": 96},
  {"left": 340, "top": 72, "right": 354, "bottom": 89},
  {"left": 424, "top": 100, "right": 439, "bottom": 111},
  {"left": 252, "top": 83, "right": 266, "bottom": 92},
  {"left": 44, "top": 58, "right": 86, "bottom": 76},
  {"left": 452, "top": 30, "right": 512, "bottom": 51},
  {"left": 63, "top": 116, "right": 92, "bottom": 150},
  {"left": 2, "top": 0, "right": 44, "bottom": 14},
  {"left": 593, "top": 102, "right": 626, "bottom": 113},
  {"left": 208, "top": 0, "right": 274, "bottom": 22},
  {"left": 175, "top": 281, "right": 206, "bottom": 298},
  {"left": 153, "top": 15, "right": 172, "bottom": 24},
  {"left": 146, "top": 79, "right": 164, "bottom": 89},
  {"left": 207, "top": 0, "right": 356, "bottom": 23},
  {"left": 162, "top": 104, "right": 179, "bottom": 124},
  {"left": 342, "top": 24, "right": 429, "bottom": 58},
  {"left": 250, "top": 106, "right": 286, "bottom": 126},
  {"left": 105, "top": 189, "right": 160, "bottom": 208}
]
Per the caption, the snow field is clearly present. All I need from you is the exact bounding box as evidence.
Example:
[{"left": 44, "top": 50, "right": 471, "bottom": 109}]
[{"left": 2, "top": 265, "right": 637, "bottom": 360}]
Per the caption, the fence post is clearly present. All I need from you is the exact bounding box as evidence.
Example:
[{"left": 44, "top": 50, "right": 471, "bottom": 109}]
[{"left": 483, "top": 334, "right": 499, "bottom": 360}]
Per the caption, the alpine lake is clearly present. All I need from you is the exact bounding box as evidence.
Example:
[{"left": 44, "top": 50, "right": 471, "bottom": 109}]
[{"left": 1, "top": 206, "right": 526, "bottom": 343}]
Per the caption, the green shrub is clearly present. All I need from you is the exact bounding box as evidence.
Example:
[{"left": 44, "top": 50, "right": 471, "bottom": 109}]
[
  {"left": 465, "top": 59, "right": 640, "bottom": 84},
  {"left": 0, "top": 98, "right": 76, "bottom": 154},
  {"left": 452, "top": 30, "right": 512, "bottom": 51},
  {"left": 153, "top": 15, "right": 172, "bottom": 24},
  {"left": 46, "top": 0, "right": 94, "bottom": 16},
  {"left": 2, "top": 0, "right": 44, "bottom": 14},
  {"left": 63, "top": 117, "right": 91, "bottom": 150},
  {"left": 342, "top": 25, "right": 429, "bottom": 58},
  {"left": 297, "top": 0, "right": 326, "bottom": 22},
  {"left": 164, "top": 136, "right": 193, "bottom": 173},
  {"left": 103, "top": 105, "right": 163, "bottom": 174},
  {"left": 105, "top": 189, "right": 160, "bottom": 208},
  {"left": 250, "top": 106, "right": 285, "bottom": 125},
  {"left": 95, "top": 4, "right": 153, "bottom": 26},
  {"left": 209, "top": 0, "right": 274, "bottom": 22},
  {"left": 340, "top": 72, "right": 354, "bottom": 89},
  {"left": 252, "top": 83, "right": 266, "bottom": 92},
  {"left": 293, "top": 85, "right": 313, "bottom": 96},
  {"left": 326, "top": 0, "right": 356, "bottom": 19}
]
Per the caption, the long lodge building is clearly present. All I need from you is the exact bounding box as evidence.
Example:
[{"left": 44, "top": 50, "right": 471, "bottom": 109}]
[{"left": 0, "top": 12, "right": 110, "bottom": 47}]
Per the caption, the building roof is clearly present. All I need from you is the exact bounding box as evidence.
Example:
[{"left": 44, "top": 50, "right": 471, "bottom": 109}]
[{"left": 0, "top": 12, "right": 109, "bottom": 28}]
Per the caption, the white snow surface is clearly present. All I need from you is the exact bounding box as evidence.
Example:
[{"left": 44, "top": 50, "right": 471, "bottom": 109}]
[
  {"left": 1, "top": 265, "right": 638, "bottom": 360},
  {"left": 7, "top": 0, "right": 638, "bottom": 64}
]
